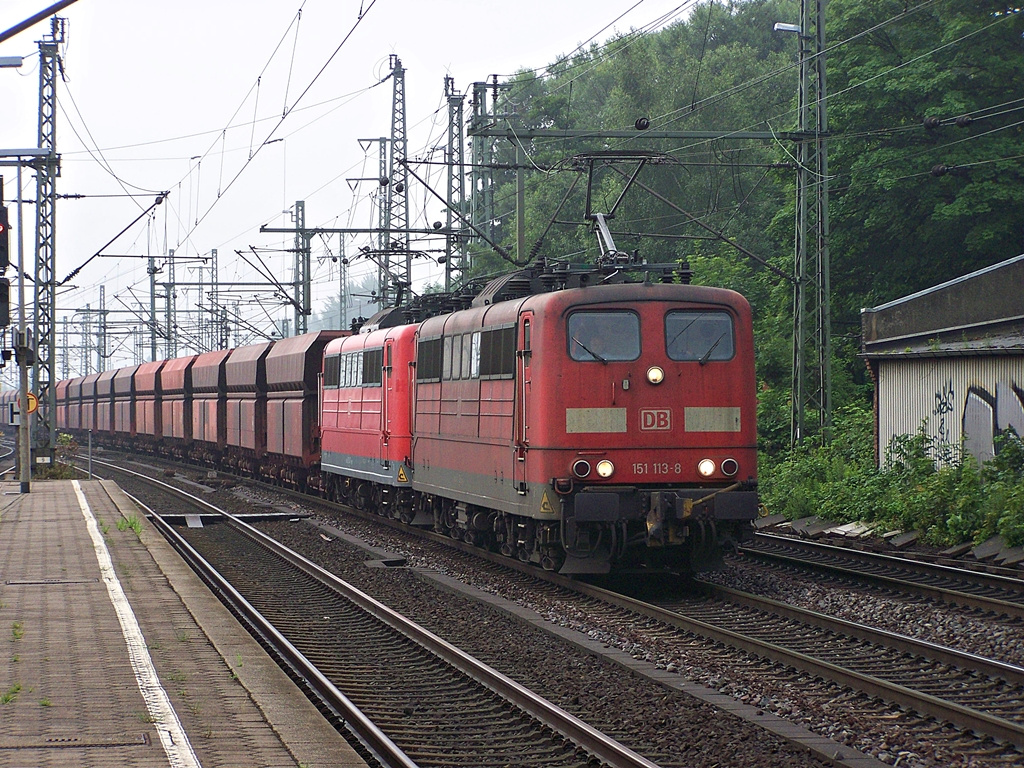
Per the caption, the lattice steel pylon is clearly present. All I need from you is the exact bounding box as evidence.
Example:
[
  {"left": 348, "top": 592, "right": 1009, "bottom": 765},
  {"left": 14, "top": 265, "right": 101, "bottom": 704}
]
[
  {"left": 385, "top": 54, "right": 410, "bottom": 305},
  {"left": 32, "top": 17, "right": 63, "bottom": 463},
  {"left": 790, "top": 0, "right": 832, "bottom": 446},
  {"left": 293, "top": 200, "right": 309, "bottom": 335},
  {"left": 444, "top": 76, "right": 467, "bottom": 291},
  {"left": 469, "top": 80, "right": 495, "bottom": 246}
]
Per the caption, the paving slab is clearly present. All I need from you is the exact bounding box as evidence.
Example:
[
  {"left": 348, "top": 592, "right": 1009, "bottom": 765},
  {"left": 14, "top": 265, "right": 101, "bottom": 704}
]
[
  {"left": 971, "top": 535, "right": 1007, "bottom": 561},
  {"left": 887, "top": 531, "right": 920, "bottom": 549},
  {"left": 754, "top": 513, "right": 788, "bottom": 530}
]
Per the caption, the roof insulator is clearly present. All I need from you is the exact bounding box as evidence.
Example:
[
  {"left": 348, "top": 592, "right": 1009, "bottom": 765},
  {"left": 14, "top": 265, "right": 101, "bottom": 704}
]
[
  {"left": 931, "top": 164, "right": 950, "bottom": 177},
  {"left": 923, "top": 116, "right": 942, "bottom": 129},
  {"left": 955, "top": 115, "right": 973, "bottom": 128}
]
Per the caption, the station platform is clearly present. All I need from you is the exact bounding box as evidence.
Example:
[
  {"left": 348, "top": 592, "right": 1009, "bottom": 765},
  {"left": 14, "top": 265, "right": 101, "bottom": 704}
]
[{"left": 0, "top": 479, "right": 367, "bottom": 768}]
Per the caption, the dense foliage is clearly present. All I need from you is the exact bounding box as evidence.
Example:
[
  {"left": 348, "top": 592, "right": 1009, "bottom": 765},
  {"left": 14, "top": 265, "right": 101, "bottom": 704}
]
[
  {"left": 472, "top": 0, "right": 1023, "bottom": 390},
  {"left": 760, "top": 405, "right": 1024, "bottom": 546}
]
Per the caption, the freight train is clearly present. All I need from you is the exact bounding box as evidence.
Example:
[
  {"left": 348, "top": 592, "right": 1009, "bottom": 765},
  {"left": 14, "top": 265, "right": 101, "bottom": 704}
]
[{"left": 52, "top": 263, "right": 759, "bottom": 574}]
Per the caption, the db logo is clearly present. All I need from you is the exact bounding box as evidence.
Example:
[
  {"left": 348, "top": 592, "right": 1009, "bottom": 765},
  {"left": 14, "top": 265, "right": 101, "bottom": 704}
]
[{"left": 640, "top": 408, "right": 672, "bottom": 431}]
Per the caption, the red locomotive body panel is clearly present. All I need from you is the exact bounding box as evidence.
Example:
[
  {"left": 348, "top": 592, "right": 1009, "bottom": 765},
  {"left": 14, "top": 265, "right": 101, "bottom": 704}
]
[
  {"left": 112, "top": 366, "right": 138, "bottom": 437},
  {"left": 526, "top": 283, "right": 757, "bottom": 487},
  {"left": 412, "top": 299, "right": 524, "bottom": 511},
  {"left": 191, "top": 350, "right": 231, "bottom": 453},
  {"left": 225, "top": 341, "right": 271, "bottom": 457},
  {"left": 160, "top": 356, "right": 195, "bottom": 443},
  {"left": 320, "top": 324, "right": 416, "bottom": 490},
  {"left": 133, "top": 361, "right": 164, "bottom": 439}
]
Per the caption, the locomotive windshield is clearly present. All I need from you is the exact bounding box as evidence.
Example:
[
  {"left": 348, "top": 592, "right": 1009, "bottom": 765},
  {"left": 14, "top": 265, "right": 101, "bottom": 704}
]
[
  {"left": 665, "top": 311, "right": 734, "bottom": 362},
  {"left": 568, "top": 311, "right": 640, "bottom": 362}
]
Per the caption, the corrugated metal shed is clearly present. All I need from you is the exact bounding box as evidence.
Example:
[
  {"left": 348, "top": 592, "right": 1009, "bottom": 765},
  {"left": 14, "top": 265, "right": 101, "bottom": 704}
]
[{"left": 862, "top": 254, "right": 1024, "bottom": 465}]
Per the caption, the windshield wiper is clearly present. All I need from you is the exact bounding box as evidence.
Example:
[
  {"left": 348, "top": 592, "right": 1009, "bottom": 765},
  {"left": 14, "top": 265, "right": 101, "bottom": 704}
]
[
  {"left": 572, "top": 335, "right": 607, "bottom": 363},
  {"left": 698, "top": 332, "right": 726, "bottom": 366},
  {"left": 666, "top": 313, "right": 705, "bottom": 355}
]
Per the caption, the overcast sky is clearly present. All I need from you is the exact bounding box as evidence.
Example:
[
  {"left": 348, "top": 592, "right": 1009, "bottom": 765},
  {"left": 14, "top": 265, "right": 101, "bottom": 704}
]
[{"left": 0, "top": 0, "right": 693, "bottom": 377}]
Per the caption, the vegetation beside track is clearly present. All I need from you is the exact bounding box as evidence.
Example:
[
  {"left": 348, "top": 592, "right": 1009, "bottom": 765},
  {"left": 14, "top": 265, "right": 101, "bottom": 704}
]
[{"left": 760, "top": 403, "right": 1024, "bottom": 547}]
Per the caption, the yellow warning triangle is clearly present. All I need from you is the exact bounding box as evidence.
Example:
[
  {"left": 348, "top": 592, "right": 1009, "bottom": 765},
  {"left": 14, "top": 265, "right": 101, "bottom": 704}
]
[
  {"left": 540, "top": 491, "right": 555, "bottom": 515},
  {"left": 397, "top": 466, "right": 409, "bottom": 483}
]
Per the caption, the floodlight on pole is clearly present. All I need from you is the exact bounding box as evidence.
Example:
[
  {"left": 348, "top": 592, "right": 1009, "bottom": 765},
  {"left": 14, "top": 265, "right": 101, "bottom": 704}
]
[{"left": 773, "top": 22, "right": 802, "bottom": 33}]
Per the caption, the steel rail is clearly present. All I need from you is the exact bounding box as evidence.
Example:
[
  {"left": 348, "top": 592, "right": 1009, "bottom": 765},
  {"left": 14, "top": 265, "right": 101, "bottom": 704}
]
[
  {"left": 99, "top": 460, "right": 661, "bottom": 768},
  {"left": 560, "top": 574, "right": 1024, "bottom": 749},
  {"left": 699, "top": 582, "right": 1024, "bottom": 686},
  {"left": 744, "top": 532, "right": 1024, "bottom": 619}
]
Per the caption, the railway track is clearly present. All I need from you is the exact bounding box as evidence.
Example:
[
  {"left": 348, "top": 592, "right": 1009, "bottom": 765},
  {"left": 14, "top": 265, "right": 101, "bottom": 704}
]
[
  {"left": 97, "top": 459, "right": 659, "bottom": 768},
  {"left": 283, "top": 507, "right": 1024, "bottom": 763},
  {"left": 93, "top": 454, "right": 1024, "bottom": 764},
  {"left": 741, "top": 532, "right": 1024, "bottom": 619},
  {"left": 251, "top": 476, "right": 1024, "bottom": 744}
]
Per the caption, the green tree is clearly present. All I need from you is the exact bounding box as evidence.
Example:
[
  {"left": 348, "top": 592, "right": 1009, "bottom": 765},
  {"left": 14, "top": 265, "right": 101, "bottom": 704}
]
[{"left": 827, "top": 1, "right": 1024, "bottom": 321}]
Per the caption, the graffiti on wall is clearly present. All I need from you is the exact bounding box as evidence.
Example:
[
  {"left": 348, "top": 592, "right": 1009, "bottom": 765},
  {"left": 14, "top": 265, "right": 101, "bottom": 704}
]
[
  {"left": 933, "top": 380, "right": 955, "bottom": 445},
  {"left": 962, "top": 381, "right": 1024, "bottom": 464}
]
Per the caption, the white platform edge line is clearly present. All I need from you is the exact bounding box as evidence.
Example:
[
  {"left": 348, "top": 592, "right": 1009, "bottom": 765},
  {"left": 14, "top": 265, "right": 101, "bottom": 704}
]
[{"left": 73, "top": 480, "right": 203, "bottom": 768}]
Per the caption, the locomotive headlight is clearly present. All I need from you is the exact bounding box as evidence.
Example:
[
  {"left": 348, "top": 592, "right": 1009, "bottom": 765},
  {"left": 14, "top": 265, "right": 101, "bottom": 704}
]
[
  {"left": 646, "top": 366, "right": 665, "bottom": 385},
  {"left": 595, "top": 460, "right": 615, "bottom": 478},
  {"left": 572, "top": 460, "right": 592, "bottom": 478},
  {"left": 697, "top": 458, "right": 716, "bottom": 477},
  {"left": 721, "top": 458, "right": 739, "bottom": 477}
]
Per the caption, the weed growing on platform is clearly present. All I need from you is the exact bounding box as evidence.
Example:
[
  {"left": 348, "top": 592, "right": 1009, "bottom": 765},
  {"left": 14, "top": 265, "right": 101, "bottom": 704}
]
[
  {"left": 39, "top": 697, "right": 51, "bottom": 707},
  {"left": 136, "top": 711, "right": 156, "bottom": 724},
  {"left": 230, "top": 652, "right": 244, "bottom": 680},
  {"left": 116, "top": 513, "right": 143, "bottom": 537},
  {"left": 10, "top": 622, "right": 23, "bottom": 641},
  {"left": 35, "top": 463, "right": 78, "bottom": 480},
  {"left": 1, "top": 683, "right": 22, "bottom": 704}
]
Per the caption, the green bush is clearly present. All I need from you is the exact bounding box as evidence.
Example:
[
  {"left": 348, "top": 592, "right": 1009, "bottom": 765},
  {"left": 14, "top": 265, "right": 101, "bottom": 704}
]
[{"left": 760, "top": 412, "right": 1024, "bottom": 548}]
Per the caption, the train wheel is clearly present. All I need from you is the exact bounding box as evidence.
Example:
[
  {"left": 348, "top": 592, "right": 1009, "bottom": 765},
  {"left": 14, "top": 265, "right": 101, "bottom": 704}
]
[
  {"left": 541, "top": 549, "right": 564, "bottom": 572},
  {"left": 353, "top": 482, "right": 372, "bottom": 511},
  {"left": 440, "top": 504, "right": 458, "bottom": 537}
]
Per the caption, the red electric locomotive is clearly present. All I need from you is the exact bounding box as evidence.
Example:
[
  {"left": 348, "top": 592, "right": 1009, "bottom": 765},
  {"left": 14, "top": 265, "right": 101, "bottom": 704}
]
[
  {"left": 320, "top": 316, "right": 418, "bottom": 518},
  {"left": 319, "top": 272, "right": 758, "bottom": 574}
]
